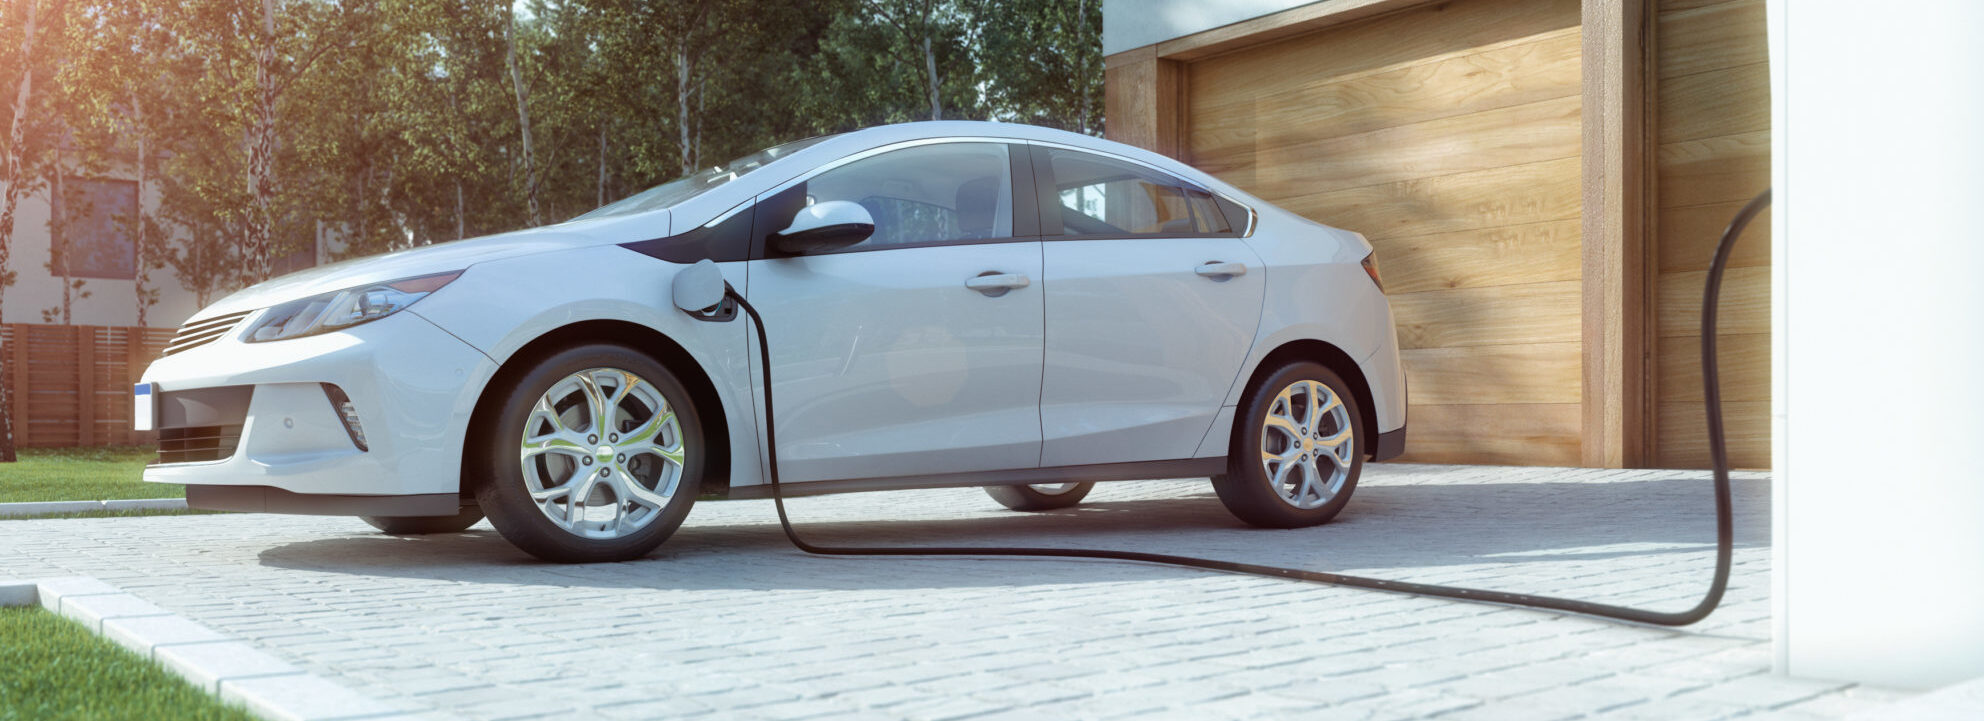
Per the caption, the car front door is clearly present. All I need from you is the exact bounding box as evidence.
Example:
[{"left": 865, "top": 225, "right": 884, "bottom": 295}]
[
  {"left": 1033, "top": 145, "right": 1265, "bottom": 467},
  {"left": 745, "top": 141, "right": 1044, "bottom": 483}
]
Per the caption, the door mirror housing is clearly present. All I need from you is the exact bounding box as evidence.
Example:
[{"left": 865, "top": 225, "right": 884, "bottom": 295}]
[{"left": 772, "top": 200, "right": 874, "bottom": 255}]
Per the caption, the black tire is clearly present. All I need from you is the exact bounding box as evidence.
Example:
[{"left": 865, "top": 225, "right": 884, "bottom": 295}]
[
  {"left": 360, "top": 509, "right": 485, "bottom": 535},
  {"left": 1213, "top": 361, "right": 1365, "bottom": 528},
  {"left": 475, "top": 344, "right": 704, "bottom": 563},
  {"left": 984, "top": 482, "right": 1095, "bottom": 511}
]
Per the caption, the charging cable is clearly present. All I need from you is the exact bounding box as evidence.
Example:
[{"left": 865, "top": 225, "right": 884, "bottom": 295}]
[{"left": 724, "top": 189, "right": 1769, "bottom": 627}]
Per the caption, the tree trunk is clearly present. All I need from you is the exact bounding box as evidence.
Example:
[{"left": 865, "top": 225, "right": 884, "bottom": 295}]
[
  {"left": 676, "top": 43, "right": 695, "bottom": 175},
  {"left": 1, "top": 0, "right": 40, "bottom": 330},
  {"left": 922, "top": 28, "right": 940, "bottom": 120},
  {"left": 693, "top": 77, "right": 704, "bottom": 171},
  {"left": 55, "top": 170, "right": 71, "bottom": 325},
  {"left": 0, "top": 0, "right": 30, "bottom": 463},
  {"left": 504, "top": 5, "right": 540, "bottom": 226},
  {"left": 596, "top": 121, "right": 607, "bottom": 208},
  {"left": 455, "top": 178, "right": 465, "bottom": 240},
  {"left": 133, "top": 90, "right": 150, "bottom": 327},
  {"left": 244, "top": 0, "right": 279, "bottom": 281},
  {"left": 1076, "top": 0, "right": 1092, "bottom": 134},
  {"left": 918, "top": 0, "right": 941, "bottom": 121}
]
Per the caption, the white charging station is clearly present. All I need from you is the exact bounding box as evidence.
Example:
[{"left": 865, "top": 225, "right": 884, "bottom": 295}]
[{"left": 1770, "top": 0, "right": 1984, "bottom": 689}]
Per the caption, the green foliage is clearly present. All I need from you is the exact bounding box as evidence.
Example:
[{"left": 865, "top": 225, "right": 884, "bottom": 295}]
[
  {"left": 5, "top": 0, "right": 1104, "bottom": 300},
  {"left": 968, "top": 0, "right": 1103, "bottom": 134},
  {"left": 0, "top": 606, "right": 260, "bottom": 721}
]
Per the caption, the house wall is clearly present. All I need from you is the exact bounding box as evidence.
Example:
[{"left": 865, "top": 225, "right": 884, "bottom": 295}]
[
  {"left": 1186, "top": 0, "right": 1586, "bottom": 466},
  {"left": 1650, "top": 0, "right": 1769, "bottom": 468},
  {"left": 1, "top": 176, "right": 203, "bottom": 329},
  {"left": 1104, "top": 0, "right": 1770, "bottom": 469}
]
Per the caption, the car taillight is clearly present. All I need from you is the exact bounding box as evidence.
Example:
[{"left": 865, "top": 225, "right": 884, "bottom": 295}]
[{"left": 1361, "top": 253, "right": 1384, "bottom": 292}]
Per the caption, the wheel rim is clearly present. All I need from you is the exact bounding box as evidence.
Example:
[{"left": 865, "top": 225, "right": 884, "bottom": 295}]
[
  {"left": 1028, "top": 483, "right": 1080, "bottom": 496},
  {"left": 1259, "top": 379, "right": 1354, "bottom": 510},
  {"left": 519, "top": 367, "right": 685, "bottom": 540}
]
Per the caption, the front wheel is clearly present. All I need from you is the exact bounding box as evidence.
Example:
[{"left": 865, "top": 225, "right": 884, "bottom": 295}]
[
  {"left": 1213, "top": 361, "right": 1364, "bottom": 528},
  {"left": 984, "top": 482, "right": 1094, "bottom": 511},
  {"left": 475, "top": 344, "right": 704, "bottom": 563}
]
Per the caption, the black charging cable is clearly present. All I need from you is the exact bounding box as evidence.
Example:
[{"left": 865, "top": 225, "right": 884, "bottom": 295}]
[{"left": 728, "top": 189, "right": 1770, "bottom": 627}]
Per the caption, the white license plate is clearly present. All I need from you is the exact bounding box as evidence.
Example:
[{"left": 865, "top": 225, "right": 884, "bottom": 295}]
[{"left": 134, "top": 383, "right": 156, "bottom": 431}]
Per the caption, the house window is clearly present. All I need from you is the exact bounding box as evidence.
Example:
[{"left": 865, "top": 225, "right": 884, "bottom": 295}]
[{"left": 53, "top": 177, "right": 139, "bottom": 280}]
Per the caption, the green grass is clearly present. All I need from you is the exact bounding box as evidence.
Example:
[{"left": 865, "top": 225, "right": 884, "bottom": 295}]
[
  {"left": 0, "top": 446, "right": 175, "bottom": 504},
  {"left": 0, "top": 509, "right": 222, "bottom": 522},
  {"left": 0, "top": 606, "right": 258, "bottom": 721}
]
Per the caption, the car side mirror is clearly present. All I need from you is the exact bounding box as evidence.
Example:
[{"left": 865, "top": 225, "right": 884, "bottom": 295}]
[
  {"left": 672, "top": 259, "right": 728, "bottom": 314},
  {"left": 772, "top": 200, "right": 874, "bottom": 255}
]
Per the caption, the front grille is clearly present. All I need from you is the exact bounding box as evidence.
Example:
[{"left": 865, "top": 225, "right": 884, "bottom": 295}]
[
  {"left": 163, "top": 310, "right": 254, "bottom": 357},
  {"left": 156, "top": 424, "right": 244, "bottom": 464}
]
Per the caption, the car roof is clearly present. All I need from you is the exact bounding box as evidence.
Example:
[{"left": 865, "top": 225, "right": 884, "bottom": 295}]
[{"left": 589, "top": 120, "right": 1250, "bottom": 237}]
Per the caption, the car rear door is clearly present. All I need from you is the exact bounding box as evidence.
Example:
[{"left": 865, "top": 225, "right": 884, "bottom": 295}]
[
  {"left": 1032, "top": 145, "right": 1265, "bottom": 467},
  {"left": 744, "top": 141, "right": 1045, "bottom": 483}
]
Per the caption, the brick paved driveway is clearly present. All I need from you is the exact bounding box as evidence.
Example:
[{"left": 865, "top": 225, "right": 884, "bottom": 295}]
[{"left": 0, "top": 465, "right": 1910, "bottom": 720}]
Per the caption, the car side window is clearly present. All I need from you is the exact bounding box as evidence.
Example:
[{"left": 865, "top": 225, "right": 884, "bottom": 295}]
[
  {"left": 800, "top": 142, "right": 1014, "bottom": 251},
  {"left": 1043, "top": 148, "right": 1232, "bottom": 237}
]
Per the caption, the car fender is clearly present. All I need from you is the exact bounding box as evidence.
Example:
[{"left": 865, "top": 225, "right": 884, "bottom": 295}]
[
  {"left": 1223, "top": 222, "right": 1402, "bottom": 431},
  {"left": 412, "top": 245, "right": 766, "bottom": 490}
]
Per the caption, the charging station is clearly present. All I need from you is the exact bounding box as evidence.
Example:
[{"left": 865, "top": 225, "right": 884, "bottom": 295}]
[{"left": 1770, "top": 0, "right": 1984, "bottom": 689}]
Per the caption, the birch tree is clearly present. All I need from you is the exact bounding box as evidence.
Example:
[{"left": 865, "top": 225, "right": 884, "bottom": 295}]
[
  {"left": 869, "top": 0, "right": 944, "bottom": 121},
  {"left": 0, "top": 0, "right": 64, "bottom": 462},
  {"left": 503, "top": 1, "right": 540, "bottom": 226}
]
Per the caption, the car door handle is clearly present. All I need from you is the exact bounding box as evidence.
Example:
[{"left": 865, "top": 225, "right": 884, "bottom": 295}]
[
  {"left": 1196, "top": 261, "right": 1248, "bottom": 279},
  {"left": 966, "top": 272, "right": 1030, "bottom": 297}
]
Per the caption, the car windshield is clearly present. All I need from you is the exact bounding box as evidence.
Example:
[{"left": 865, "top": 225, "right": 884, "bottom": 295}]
[{"left": 572, "top": 135, "right": 835, "bottom": 221}]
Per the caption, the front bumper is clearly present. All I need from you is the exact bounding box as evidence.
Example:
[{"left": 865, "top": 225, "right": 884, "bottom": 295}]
[{"left": 140, "top": 310, "right": 498, "bottom": 498}]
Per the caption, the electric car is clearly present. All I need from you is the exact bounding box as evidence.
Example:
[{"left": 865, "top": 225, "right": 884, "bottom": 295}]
[{"left": 136, "top": 121, "right": 1407, "bottom": 562}]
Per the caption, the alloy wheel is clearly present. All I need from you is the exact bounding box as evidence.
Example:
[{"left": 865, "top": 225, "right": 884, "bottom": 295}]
[
  {"left": 1259, "top": 379, "right": 1355, "bottom": 510},
  {"left": 519, "top": 367, "right": 686, "bottom": 539}
]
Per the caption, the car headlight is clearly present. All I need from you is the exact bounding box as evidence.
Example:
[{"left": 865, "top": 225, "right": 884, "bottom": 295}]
[{"left": 244, "top": 271, "right": 462, "bottom": 343}]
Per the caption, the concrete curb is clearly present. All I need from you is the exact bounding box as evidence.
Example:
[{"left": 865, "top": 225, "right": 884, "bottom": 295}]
[
  {"left": 0, "top": 576, "right": 427, "bottom": 721},
  {"left": 0, "top": 498, "right": 189, "bottom": 517}
]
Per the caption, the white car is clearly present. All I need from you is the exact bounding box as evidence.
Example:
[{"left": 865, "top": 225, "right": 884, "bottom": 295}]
[{"left": 138, "top": 121, "right": 1407, "bottom": 562}]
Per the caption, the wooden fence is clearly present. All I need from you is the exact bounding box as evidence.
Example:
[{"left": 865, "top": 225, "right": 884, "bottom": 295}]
[{"left": 0, "top": 324, "right": 176, "bottom": 448}]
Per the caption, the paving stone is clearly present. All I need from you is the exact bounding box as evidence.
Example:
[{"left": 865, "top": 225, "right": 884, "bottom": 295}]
[
  {"left": 101, "top": 613, "right": 230, "bottom": 659},
  {"left": 59, "top": 592, "right": 174, "bottom": 633},
  {"left": 221, "top": 672, "right": 417, "bottom": 721},
  {"left": 157, "top": 640, "right": 305, "bottom": 693},
  {"left": 0, "top": 467, "right": 1921, "bottom": 719},
  {"left": 33, "top": 575, "right": 120, "bottom": 612}
]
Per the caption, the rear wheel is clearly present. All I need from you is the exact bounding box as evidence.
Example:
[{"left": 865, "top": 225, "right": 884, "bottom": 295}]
[
  {"left": 985, "top": 482, "right": 1094, "bottom": 511},
  {"left": 476, "top": 344, "right": 703, "bottom": 563},
  {"left": 360, "top": 509, "right": 484, "bottom": 535},
  {"left": 1213, "top": 361, "right": 1363, "bottom": 528}
]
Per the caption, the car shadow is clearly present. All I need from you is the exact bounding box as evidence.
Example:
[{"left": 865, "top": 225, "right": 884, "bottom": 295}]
[{"left": 255, "top": 474, "right": 1765, "bottom": 595}]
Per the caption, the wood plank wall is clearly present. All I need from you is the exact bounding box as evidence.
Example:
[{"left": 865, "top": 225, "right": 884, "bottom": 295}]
[
  {"left": 1185, "top": 0, "right": 1587, "bottom": 465},
  {"left": 0, "top": 324, "right": 173, "bottom": 448},
  {"left": 1651, "top": 0, "right": 1770, "bottom": 467}
]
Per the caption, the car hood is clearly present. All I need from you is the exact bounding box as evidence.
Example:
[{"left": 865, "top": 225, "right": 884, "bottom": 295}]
[{"left": 188, "top": 211, "right": 670, "bottom": 322}]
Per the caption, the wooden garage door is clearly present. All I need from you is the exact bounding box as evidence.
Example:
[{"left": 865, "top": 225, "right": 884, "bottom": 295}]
[
  {"left": 1186, "top": 0, "right": 1585, "bottom": 465},
  {"left": 1651, "top": 0, "right": 1770, "bottom": 468}
]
